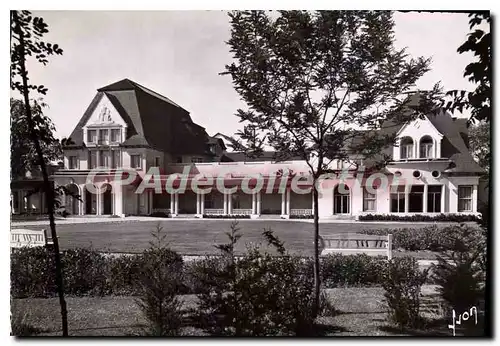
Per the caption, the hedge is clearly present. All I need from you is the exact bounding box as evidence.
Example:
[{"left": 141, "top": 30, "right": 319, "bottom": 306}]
[
  {"left": 289, "top": 214, "right": 314, "bottom": 219},
  {"left": 358, "top": 213, "right": 481, "bottom": 223},
  {"left": 202, "top": 214, "right": 251, "bottom": 219},
  {"left": 11, "top": 248, "right": 394, "bottom": 298},
  {"left": 359, "top": 226, "right": 462, "bottom": 252}
]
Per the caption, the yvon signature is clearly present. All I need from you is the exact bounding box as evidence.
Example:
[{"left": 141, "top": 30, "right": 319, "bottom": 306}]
[{"left": 448, "top": 306, "right": 478, "bottom": 336}]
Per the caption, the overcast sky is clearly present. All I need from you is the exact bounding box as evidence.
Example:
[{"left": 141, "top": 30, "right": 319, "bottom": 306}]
[{"left": 20, "top": 11, "right": 483, "bottom": 139}]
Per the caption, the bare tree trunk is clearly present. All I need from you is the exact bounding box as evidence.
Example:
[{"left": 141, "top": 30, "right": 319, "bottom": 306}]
[
  {"left": 12, "top": 11, "right": 68, "bottom": 336},
  {"left": 312, "top": 185, "right": 321, "bottom": 317}
]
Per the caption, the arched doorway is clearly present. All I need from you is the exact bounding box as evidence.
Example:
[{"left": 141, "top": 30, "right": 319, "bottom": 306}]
[
  {"left": 333, "top": 184, "right": 350, "bottom": 214},
  {"left": 66, "top": 184, "right": 80, "bottom": 215},
  {"left": 101, "top": 184, "right": 113, "bottom": 215}
]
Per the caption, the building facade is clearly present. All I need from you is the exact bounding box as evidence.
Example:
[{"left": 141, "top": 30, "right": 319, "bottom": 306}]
[{"left": 52, "top": 79, "right": 484, "bottom": 219}]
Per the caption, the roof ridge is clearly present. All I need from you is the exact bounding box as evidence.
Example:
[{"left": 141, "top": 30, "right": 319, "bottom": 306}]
[{"left": 128, "top": 79, "right": 186, "bottom": 111}]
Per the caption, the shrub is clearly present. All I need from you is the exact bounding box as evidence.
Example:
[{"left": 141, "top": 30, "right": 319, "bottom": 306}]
[
  {"left": 61, "top": 248, "right": 108, "bottom": 296},
  {"left": 196, "top": 222, "right": 318, "bottom": 336},
  {"left": 382, "top": 256, "right": 429, "bottom": 329},
  {"left": 320, "top": 253, "right": 385, "bottom": 287},
  {"left": 149, "top": 211, "right": 171, "bottom": 218},
  {"left": 105, "top": 254, "right": 144, "bottom": 295},
  {"left": 289, "top": 214, "right": 314, "bottom": 219},
  {"left": 358, "top": 213, "right": 481, "bottom": 223},
  {"left": 135, "top": 225, "right": 184, "bottom": 336},
  {"left": 360, "top": 226, "right": 454, "bottom": 252},
  {"left": 11, "top": 246, "right": 57, "bottom": 298},
  {"left": 431, "top": 225, "right": 486, "bottom": 317},
  {"left": 202, "top": 214, "right": 251, "bottom": 219}
]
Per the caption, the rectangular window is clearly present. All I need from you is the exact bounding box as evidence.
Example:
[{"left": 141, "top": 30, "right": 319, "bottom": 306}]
[
  {"left": 363, "top": 189, "right": 376, "bottom": 212},
  {"left": 88, "top": 151, "right": 97, "bottom": 169},
  {"left": 68, "top": 156, "right": 78, "bottom": 169},
  {"left": 155, "top": 157, "right": 161, "bottom": 167},
  {"left": 99, "top": 150, "right": 108, "bottom": 168},
  {"left": 458, "top": 186, "right": 473, "bottom": 212},
  {"left": 420, "top": 143, "right": 433, "bottom": 158},
  {"left": 191, "top": 157, "right": 203, "bottom": 163},
  {"left": 110, "top": 129, "right": 121, "bottom": 143},
  {"left": 409, "top": 185, "right": 424, "bottom": 212},
  {"left": 98, "top": 129, "right": 109, "bottom": 144},
  {"left": 87, "top": 130, "right": 97, "bottom": 143},
  {"left": 204, "top": 194, "right": 213, "bottom": 209},
  {"left": 131, "top": 154, "right": 142, "bottom": 169},
  {"left": 390, "top": 186, "right": 405, "bottom": 213},
  {"left": 427, "top": 185, "right": 442, "bottom": 213},
  {"left": 111, "top": 150, "right": 120, "bottom": 169}
]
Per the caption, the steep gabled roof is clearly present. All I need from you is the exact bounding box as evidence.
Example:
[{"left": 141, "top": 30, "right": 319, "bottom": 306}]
[
  {"left": 65, "top": 79, "right": 210, "bottom": 155},
  {"left": 222, "top": 151, "right": 303, "bottom": 162}
]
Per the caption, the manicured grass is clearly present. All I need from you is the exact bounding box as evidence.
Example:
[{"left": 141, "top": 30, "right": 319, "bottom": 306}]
[
  {"left": 15, "top": 220, "right": 443, "bottom": 257},
  {"left": 11, "top": 286, "right": 452, "bottom": 336}
]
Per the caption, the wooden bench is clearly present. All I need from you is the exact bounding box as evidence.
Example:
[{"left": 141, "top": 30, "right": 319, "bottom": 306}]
[
  {"left": 10, "top": 229, "right": 53, "bottom": 248},
  {"left": 319, "top": 233, "right": 393, "bottom": 259}
]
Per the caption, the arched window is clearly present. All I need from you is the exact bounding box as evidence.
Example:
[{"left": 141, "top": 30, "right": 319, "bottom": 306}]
[
  {"left": 400, "top": 137, "right": 414, "bottom": 159},
  {"left": 419, "top": 136, "right": 433, "bottom": 158}
]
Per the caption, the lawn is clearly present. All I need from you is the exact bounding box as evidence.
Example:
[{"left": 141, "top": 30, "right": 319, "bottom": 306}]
[
  {"left": 13, "top": 219, "right": 442, "bottom": 258},
  {"left": 12, "top": 285, "right": 457, "bottom": 336}
]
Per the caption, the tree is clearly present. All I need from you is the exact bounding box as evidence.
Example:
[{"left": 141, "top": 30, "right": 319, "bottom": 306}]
[
  {"left": 444, "top": 12, "right": 491, "bottom": 123},
  {"left": 222, "top": 10, "right": 437, "bottom": 315},
  {"left": 10, "top": 10, "right": 68, "bottom": 336},
  {"left": 10, "top": 98, "right": 62, "bottom": 179},
  {"left": 468, "top": 121, "right": 490, "bottom": 174}
]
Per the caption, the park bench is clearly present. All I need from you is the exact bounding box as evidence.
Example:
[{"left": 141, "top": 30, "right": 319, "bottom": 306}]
[
  {"left": 10, "top": 229, "right": 54, "bottom": 248},
  {"left": 319, "top": 233, "right": 393, "bottom": 259}
]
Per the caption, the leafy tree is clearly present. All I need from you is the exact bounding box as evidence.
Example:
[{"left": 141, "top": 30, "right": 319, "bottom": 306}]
[
  {"left": 223, "top": 10, "right": 437, "bottom": 315},
  {"left": 444, "top": 12, "right": 491, "bottom": 123},
  {"left": 10, "top": 10, "right": 67, "bottom": 335},
  {"left": 10, "top": 98, "right": 62, "bottom": 179},
  {"left": 468, "top": 121, "right": 490, "bottom": 174}
]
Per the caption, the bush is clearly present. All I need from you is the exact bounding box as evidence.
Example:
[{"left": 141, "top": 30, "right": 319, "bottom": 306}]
[
  {"left": 289, "top": 214, "right": 314, "bottom": 219},
  {"left": 382, "top": 256, "right": 428, "bottom": 329},
  {"left": 135, "top": 225, "right": 184, "bottom": 336},
  {"left": 202, "top": 214, "right": 251, "bottom": 219},
  {"left": 149, "top": 211, "right": 171, "bottom": 218},
  {"left": 105, "top": 254, "right": 144, "bottom": 295},
  {"left": 61, "top": 248, "right": 109, "bottom": 296},
  {"left": 358, "top": 213, "right": 481, "bottom": 223},
  {"left": 196, "top": 222, "right": 318, "bottom": 336},
  {"left": 360, "top": 226, "right": 456, "bottom": 252},
  {"left": 431, "top": 225, "right": 486, "bottom": 317},
  {"left": 11, "top": 246, "right": 57, "bottom": 298},
  {"left": 320, "top": 253, "right": 385, "bottom": 287}
]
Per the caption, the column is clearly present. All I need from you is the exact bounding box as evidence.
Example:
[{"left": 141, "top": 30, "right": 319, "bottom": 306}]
[
  {"left": 148, "top": 190, "right": 153, "bottom": 214},
  {"left": 256, "top": 191, "right": 261, "bottom": 215},
  {"left": 228, "top": 194, "right": 233, "bottom": 215},
  {"left": 96, "top": 187, "right": 102, "bottom": 215},
  {"left": 441, "top": 184, "right": 446, "bottom": 213},
  {"left": 423, "top": 184, "right": 428, "bottom": 213},
  {"left": 473, "top": 185, "right": 478, "bottom": 213},
  {"left": 200, "top": 193, "right": 205, "bottom": 215},
  {"left": 196, "top": 193, "right": 201, "bottom": 215},
  {"left": 252, "top": 193, "right": 257, "bottom": 214},
  {"left": 170, "top": 193, "right": 175, "bottom": 215},
  {"left": 281, "top": 191, "right": 286, "bottom": 215},
  {"left": 174, "top": 193, "right": 179, "bottom": 215},
  {"left": 18, "top": 191, "right": 23, "bottom": 213},
  {"left": 80, "top": 185, "right": 86, "bottom": 215},
  {"left": 286, "top": 188, "right": 291, "bottom": 215},
  {"left": 223, "top": 194, "right": 228, "bottom": 215},
  {"left": 404, "top": 185, "right": 410, "bottom": 213}
]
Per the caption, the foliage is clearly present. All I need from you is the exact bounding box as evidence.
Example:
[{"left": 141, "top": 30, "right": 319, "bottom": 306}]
[
  {"left": 289, "top": 214, "right": 314, "bottom": 219},
  {"left": 382, "top": 256, "right": 428, "bottom": 329},
  {"left": 443, "top": 12, "right": 490, "bottom": 123},
  {"left": 202, "top": 214, "right": 251, "bottom": 219},
  {"left": 468, "top": 121, "right": 490, "bottom": 174},
  {"left": 196, "top": 223, "right": 317, "bottom": 336},
  {"left": 10, "top": 98, "right": 62, "bottom": 179},
  {"left": 149, "top": 211, "right": 171, "bottom": 218},
  {"left": 431, "top": 225, "right": 485, "bottom": 315},
  {"left": 135, "top": 225, "right": 184, "bottom": 336},
  {"left": 358, "top": 213, "right": 481, "bottom": 223},
  {"left": 11, "top": 246, "right": 57, "bottom": 298},
  {"left": 222, "top": 10, "right": 439, "bottom": 313},
  {"left": 320, "top": 253, "right": 385, "bottom": 287}
]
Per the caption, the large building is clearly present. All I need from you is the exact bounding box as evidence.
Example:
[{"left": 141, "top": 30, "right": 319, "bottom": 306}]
[{"left": 52, "top": 79, "right": 484, "bottom": 219}]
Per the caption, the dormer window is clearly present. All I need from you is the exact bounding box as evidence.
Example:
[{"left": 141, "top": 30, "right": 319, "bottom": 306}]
[
  {"left": 419, "top": 136, "right": 433, "bottom": 158},
  {"left": 111, "top": 129, "right": 121, "bottom": 143},
  {"left": 98, "top": 129, "right": 109, "bottom": 144},
  {"left": 400, "top": 137, "right": 414, "bottom": 159},
  {"left": 87, "top": 130, "right": 97, "bottom": 143}
]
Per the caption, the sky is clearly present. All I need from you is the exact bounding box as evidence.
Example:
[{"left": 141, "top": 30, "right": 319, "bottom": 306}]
[{"left": 18, "top": 11, "right": 484, "bottom": 140}]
